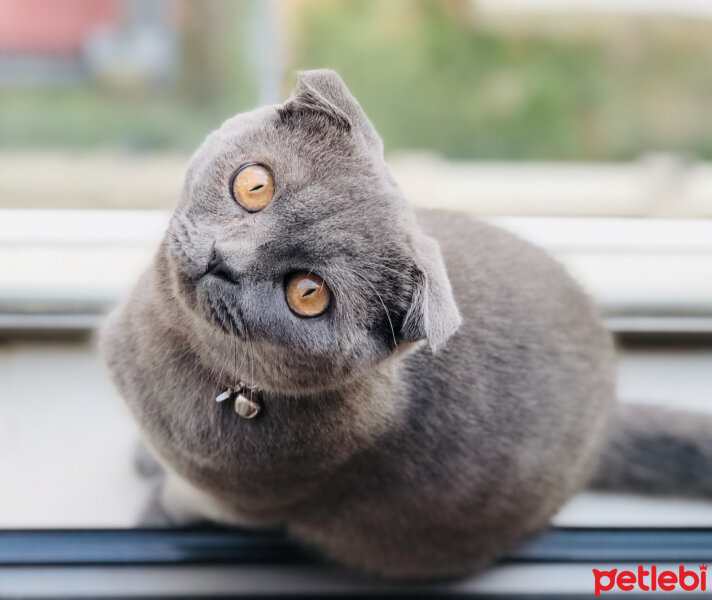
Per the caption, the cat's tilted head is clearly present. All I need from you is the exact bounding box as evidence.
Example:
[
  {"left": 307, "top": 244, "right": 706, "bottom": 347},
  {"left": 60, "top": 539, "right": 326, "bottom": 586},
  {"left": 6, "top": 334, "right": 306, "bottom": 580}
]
[{"left": 163, "top": 70, "right": 461, "bottom": 395}]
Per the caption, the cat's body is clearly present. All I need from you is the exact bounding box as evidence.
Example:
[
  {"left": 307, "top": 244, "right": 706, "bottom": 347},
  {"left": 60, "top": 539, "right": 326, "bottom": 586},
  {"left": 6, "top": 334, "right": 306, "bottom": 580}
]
[{"left": 101, "top": 70, "right": 704, "bottom": 579}]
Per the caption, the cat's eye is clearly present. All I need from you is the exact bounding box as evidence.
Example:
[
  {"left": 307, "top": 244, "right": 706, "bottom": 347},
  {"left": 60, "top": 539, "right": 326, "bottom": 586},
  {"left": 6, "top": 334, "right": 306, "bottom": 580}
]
[
  {"left": 286, "top": 272, "right": 331, "bottom": 318},
  {"left": 231, "top": 163, "right": 274, "bottom": 212}
]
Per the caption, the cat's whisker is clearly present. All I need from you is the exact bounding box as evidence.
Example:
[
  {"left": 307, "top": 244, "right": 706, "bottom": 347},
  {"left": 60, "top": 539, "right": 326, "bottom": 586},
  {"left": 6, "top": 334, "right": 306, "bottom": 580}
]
[
  {"left": 233, "top": 336, "right": 238, "bottom": 389},
  {"left": 235, "top": 336, "right": 249, "bottom": 379},
  {"left": 211, "top": 326, "right": 234, "bottom": 394},
  {"left": 248, "top": 329, "right": 256, "bottom": 389},
  {"left": 352, "top": 269, "right": 398, "bottom": 349}
]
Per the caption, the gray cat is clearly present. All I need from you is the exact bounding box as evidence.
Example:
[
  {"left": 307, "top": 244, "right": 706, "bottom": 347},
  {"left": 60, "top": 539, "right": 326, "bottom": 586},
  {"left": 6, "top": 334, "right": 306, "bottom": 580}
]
[{"left": 101, "top": 69, "right": 709, "bottom": 579}]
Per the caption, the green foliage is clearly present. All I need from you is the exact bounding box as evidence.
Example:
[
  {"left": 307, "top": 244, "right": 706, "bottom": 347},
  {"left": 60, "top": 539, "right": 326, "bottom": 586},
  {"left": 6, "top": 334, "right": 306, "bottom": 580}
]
[
  {"left": 292, "top": 0, "right": 712, "bottom": 160},
  {"left": 3, "top": 0, "right": 712, "bottom": 160},
  {"left": 0, "top": 90, "right": 219, "bottom": 151}
]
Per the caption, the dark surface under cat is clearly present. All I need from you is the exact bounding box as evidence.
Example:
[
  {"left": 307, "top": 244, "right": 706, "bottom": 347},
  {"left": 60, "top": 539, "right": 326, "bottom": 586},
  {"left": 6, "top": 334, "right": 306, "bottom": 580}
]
[{"left": 2, "top": 527, "right": 711, "bottom": 598}]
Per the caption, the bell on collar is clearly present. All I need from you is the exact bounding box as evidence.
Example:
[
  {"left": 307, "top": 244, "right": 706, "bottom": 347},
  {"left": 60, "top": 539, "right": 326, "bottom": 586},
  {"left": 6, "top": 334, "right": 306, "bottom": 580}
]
[
  {"left": 215, "top": 385, "right": 261, "bottom": 419},
  {"left": 234, "top": 388, "right": 261, "bottom": 419}
]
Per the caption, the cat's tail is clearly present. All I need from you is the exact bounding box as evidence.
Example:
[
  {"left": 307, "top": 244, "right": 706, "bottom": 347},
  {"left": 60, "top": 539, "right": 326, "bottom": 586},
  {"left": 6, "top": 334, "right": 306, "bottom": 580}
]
[{"left": 590, "top": 403, "right": 712, "bottom": 498}]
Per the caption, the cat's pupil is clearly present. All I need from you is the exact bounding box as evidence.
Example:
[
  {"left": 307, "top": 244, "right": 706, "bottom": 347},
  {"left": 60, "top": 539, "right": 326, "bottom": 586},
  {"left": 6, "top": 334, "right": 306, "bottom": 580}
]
[
  {"left": 302, "top": 288, "right": 316, "bottom": 298},
  {"left": 250, "top": 184, "right": 264, "bottom": 192}
]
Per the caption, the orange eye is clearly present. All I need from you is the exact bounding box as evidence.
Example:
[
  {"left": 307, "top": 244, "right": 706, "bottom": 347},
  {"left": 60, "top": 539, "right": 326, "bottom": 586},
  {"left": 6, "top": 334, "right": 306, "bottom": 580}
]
[
  {"left": 286, "top": 272, "right": 331, "bottom": 318},
  {"left": 231, "top": 163, "right": 274, "bottom": 212}
]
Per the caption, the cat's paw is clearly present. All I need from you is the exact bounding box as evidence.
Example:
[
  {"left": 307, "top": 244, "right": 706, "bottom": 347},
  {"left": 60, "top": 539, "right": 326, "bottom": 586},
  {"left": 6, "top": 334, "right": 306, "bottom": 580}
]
[
  {"left": 137, "top": 480, "right": 214, "bottom": 528},
  {"left": 137, "top": 486, "right": 176, "bottom": 527},
  {"left": 133, "top": 440, "right": 163, "bottom": 479}
]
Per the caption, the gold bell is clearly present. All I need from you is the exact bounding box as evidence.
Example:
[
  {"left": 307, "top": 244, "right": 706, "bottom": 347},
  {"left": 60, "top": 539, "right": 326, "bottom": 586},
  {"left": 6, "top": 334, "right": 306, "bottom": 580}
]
[{"left": 234, "top": 389, "right": 261, "bottom": 419}]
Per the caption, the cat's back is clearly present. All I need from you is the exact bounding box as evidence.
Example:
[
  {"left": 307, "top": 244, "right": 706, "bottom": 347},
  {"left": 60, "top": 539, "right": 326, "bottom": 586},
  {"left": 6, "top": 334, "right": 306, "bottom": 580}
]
[
  {"left": 414, "top": 208, "right": 610, "bottom": 352},
  {"left": 403, "top": 208, "right": 615, "bottom": 499}
]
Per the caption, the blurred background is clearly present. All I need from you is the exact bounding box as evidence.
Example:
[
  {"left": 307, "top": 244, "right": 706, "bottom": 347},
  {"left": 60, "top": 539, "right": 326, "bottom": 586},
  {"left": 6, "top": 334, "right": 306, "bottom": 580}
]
[
  {"left": 1, "top": 0, "right": 711, "bottom": 530},
  {"left": 3, "top": 0, "right": 712, "bottom": 214}
]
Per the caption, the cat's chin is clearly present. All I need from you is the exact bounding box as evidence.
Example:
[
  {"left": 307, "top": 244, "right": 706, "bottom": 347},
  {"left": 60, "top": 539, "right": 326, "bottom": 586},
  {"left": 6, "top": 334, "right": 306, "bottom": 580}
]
[
  {"left": 194, "top": 331, "right": 397, "bottom": 398},
  {"left": 239, "top": 362, "right": 365, "bottom": 397},
  {"left": 238, "top": 346, "right": 411, "bottom": 398},
  {"left": 186, "top": 325, "right": 353, "bottom": 396}
]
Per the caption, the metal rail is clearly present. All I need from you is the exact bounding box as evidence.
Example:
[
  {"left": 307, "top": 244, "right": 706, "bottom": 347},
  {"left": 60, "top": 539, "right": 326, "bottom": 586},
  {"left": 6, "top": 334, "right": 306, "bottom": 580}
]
[
  {"left": 2, "top": 527, "right": 712, "bottom": 566},
  {"left": 1, "top": 528, "right": 710, "bottom": 598}
]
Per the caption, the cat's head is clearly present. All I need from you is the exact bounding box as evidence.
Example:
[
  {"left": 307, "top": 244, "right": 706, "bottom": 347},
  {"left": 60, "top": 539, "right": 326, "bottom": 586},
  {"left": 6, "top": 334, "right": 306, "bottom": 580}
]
[{"left": 165, "top": 70, "right": 460, "bottom": 394}]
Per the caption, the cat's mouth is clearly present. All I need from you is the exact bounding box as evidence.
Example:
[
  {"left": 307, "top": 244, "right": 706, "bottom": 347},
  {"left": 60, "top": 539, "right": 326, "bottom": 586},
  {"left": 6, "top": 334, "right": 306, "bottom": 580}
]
[{"left": 199, "top": 283, "right": 247, "bottom": 338}]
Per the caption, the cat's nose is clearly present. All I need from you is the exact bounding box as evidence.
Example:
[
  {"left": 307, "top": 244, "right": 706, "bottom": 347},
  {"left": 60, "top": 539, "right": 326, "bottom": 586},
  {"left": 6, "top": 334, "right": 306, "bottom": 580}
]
[{"left": 206, "top": 245, "right": 239, "bottom": 284}]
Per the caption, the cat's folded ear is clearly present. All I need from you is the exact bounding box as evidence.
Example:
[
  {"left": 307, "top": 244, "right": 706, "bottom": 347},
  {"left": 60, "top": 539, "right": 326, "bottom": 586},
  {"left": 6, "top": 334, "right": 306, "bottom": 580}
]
[
  {"left": 281, "top": 69, "right": 383, "bottom": 154},
  {"left": 400, "top": 233, "right": 462, "bottom": 352}
]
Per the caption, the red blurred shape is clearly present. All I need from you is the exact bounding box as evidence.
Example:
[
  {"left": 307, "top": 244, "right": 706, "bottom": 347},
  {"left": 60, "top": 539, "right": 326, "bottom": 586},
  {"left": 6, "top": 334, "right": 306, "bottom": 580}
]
[{"left": 0, "top": 0, "right": 120, "bottom": 54}]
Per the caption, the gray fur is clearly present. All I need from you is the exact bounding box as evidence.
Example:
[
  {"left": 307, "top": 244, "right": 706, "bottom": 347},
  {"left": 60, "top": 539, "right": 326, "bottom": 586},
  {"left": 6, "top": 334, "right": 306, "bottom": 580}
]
[{"left": 101, "top": 69, "right": 622, "bottom": 579}]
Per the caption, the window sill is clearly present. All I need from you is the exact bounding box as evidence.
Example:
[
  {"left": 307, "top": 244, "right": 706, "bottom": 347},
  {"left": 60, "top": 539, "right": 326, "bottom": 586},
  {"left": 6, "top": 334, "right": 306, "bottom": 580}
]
[{"left": 1, "top": 210, "right": 711, "bottom": 338}]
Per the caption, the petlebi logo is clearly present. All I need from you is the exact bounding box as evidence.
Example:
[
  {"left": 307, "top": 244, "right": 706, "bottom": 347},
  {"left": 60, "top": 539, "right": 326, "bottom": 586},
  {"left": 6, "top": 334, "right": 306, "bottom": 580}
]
[{"left": 594, "top": 564, "right": 708, "bottom": 596}]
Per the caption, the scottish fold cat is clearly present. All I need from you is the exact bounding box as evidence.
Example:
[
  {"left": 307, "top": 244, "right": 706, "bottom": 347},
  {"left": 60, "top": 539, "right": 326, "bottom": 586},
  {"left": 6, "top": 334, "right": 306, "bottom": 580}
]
[{"left": 101, "top": 70, "right": 704, "bottom": 579}]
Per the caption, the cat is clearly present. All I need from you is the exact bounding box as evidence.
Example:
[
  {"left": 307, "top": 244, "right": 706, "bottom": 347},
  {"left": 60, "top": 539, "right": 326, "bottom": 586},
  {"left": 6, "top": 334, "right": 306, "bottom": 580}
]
[{"left": 101, "top": 69, "right": 710, "bottom": 579}]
